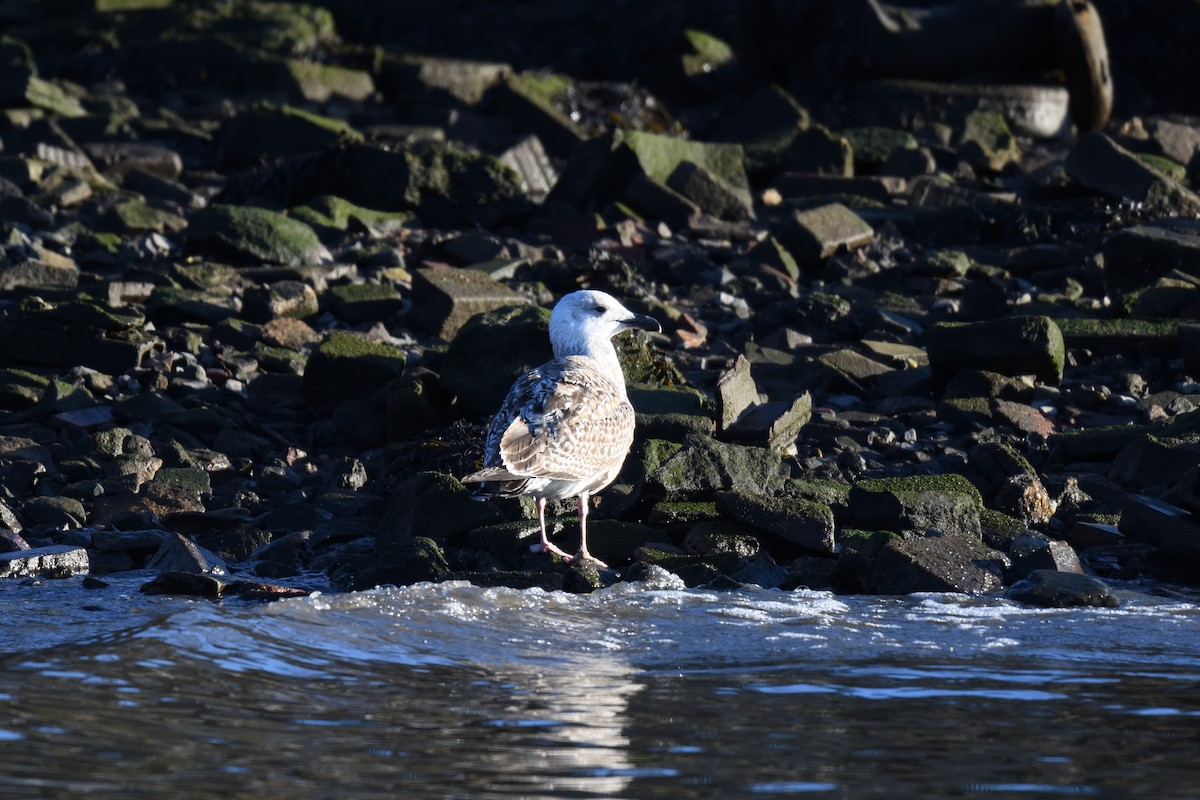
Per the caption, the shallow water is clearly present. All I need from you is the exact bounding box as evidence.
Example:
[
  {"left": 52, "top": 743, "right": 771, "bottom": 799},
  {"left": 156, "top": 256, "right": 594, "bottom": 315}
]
[{"left": 2, "top": 573, "right": 1198, "bottom": 799}]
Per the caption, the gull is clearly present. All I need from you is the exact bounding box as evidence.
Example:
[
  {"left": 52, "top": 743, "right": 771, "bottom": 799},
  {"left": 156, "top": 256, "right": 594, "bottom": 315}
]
[{"left": 461, "top": 289, "right": 661, "bottom": 566}]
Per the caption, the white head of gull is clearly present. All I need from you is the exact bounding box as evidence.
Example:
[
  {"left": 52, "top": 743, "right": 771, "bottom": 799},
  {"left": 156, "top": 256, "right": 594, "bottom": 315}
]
[{"left": 460, "top": 289, "right": 661, "bottom": 566}]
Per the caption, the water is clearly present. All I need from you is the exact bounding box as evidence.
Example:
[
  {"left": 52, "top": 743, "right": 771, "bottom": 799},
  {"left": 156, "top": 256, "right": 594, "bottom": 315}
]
[{"left": 2, "top": 572, "right": 1198, "bottom": 799}]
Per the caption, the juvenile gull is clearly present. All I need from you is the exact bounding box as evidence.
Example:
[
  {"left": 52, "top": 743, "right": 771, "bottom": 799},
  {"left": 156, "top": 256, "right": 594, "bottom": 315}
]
[{"left": 461, "top": 290, "right": 661, "bottom": 565}]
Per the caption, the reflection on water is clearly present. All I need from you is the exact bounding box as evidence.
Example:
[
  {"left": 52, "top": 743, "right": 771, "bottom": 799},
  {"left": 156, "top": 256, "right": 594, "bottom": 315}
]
[{"left": 1, "top": 576, "right": 1198, "bottom": 799}]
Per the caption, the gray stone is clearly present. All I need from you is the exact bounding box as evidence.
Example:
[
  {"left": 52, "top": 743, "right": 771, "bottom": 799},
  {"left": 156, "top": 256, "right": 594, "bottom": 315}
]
[
  {"left": 1118, "top": 494, "right": 1200, "bottom": 567},
  {"left": 21, "top": 496, "right": 86, "bottom": 528},
  {"left": 715, "top": 354, "right": 760, "bottom": 432},
  {"left": 649, "top": 436, "right": 789, "bottom": 497},
  {"left": 242, "top": 280, "right": 319, "bottom": 322},
  {"left": 0, "top": 545, "right": 90, "bottom": 579},
  {"left": 0, "top": 529, "right": 30, "bottom": 553},
  {"left": 926, "top": 315, "right": 1065, "bottom": 388},
  {"left": 1008, "top": 531, "right": 1083, "bottom": 578},
  {"left": 84, "top": 142, "right": 183, "bottom": 180},
  {"left": 1102, "top": 220, "right": 1200, "bottom": 298},
  {"left": 1065, "top": 132, "right": 1200, "bottom": 215},
  {"left": 621, "top": 173, "right": 700, "bottom": 230},
  {"left": 715, "top": 490, "right": 835, "bottom": 553},
  {"left": 410, "top": 267, "right": 531, "bottom": 341},
  {"left": 499, "top": 135, "right": 557, "bottom": 202},
  {"left": 666, "top": 161, "right": 754, "bottom": 221},
  {"left": 1007, "top": 569, "right": 1118, "bottom": 608},
  {"left": 1112, "top": 435, "right": 1200, "bottom": 490},
  {"left": 681, "top": 521, "right": 761, "bottom": 558},
  {"left": 773, "top": 203, "right": 873, "bottom": 269},
  {"left": 725, "top": 394, "right": 813, "bottom": 452},
  {"left": 957, "top": 111, "right": 1020, "bottom": 171},
  {"left": 839, "top": 530, "right": 1006, "bottom": 595},
  {"left": 849, "top": 474, "right": 983, "bottom": 539},
  {"left": 146, "top": 532, "right": 229, "bottom": 576}
]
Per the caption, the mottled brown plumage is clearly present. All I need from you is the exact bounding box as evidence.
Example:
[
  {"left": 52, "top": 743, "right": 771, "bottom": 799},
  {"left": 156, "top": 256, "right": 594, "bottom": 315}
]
[{"left": 461, "top": 290, "right": 660, "bottom": 565}]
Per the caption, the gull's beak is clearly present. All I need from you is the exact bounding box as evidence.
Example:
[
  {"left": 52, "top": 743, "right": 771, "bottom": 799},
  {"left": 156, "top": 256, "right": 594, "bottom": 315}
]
[{"left": 620, "top": 312, "right": 662, "bottom": 334}]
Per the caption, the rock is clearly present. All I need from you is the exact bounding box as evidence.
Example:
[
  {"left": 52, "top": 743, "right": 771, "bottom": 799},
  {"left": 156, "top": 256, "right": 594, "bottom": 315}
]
[
  {"left": 377, "top": 472, "right": 502, "bottom": 550},
  {"left": 345, "top": 535, "right": 450, "bottom": 590},
  {"left": 1118, "top": 494, "right": 1200, "bottom": 570},
  {"left": 1007, "top": 569, "right": 1118, "bottom": 608},
  {"left": 724, "top": 394, "right": 813, "bottom": 452},
  {"left": 957, "top": 111, "right": 1021, "bottom": 171},
  {"left": 681, "top": 521, "right": 761, "bottom": 558},
  {"left": 83, "top": 142, "right": 183, "bottom": 180},
  {"left": 1064, "top": 131, "right": 1200, "bottom": 215},
  {"left": 377, "top": 54, "right": 512, "bottom": 106},
  {"left": 326, "top": 283, "right": 406, "bottom": 324},
  {"left": 709, "top": 84, "right": 810, "bottom": 175},
  {"left": 0, "top": 529, "right": 30, "bottom": 553},
  {"left": 772, "top": 203, "right": 873, "bottom": 270},
  {"left": 21, "top": 496, "right": 86, "bottom": 528},
  {"left": 665, "top": 161, "right": 754, "bottom": 221},
  {"left": 926, "top": 316, "right": 1065, "bottom": 388},
  {"left": 838, "top": 530, "right": 1005, "bottom": 595},
  {"left": 498, "top": 135, "right": 557, "bottom": 203},
  {"left": 301, "top": 329, "right": 405, "bottom": 411},
  {"left": 1054, "top": 317, "right": 1177, "bottom": 356},
  {"left": 439, "top": 303, "right": 551, "bottom": 419},
  {"left": 102, "top": 198, "right": 187, "bottom": 235},
  {"left": 714, "top": 490, "right": 835, "bottom": 553},
  {"left": 649, "top": 435, "right": 789, "bottom": 497},
  {"left": 0, "top": 545, "right": 90, "bottom": 579},
  {"left": 495, "top": 71, "right": 586, "bottom": 157},
  {"left": 1008, "top": 531, "right": 1083, "bottom": 578},
  {"left": 242, "top": 280, "right": 319, "bottom": 322},
  {"left": 715, "top": 354, "right": 760, "bottom": 432},
  {"left": 187, "top": 204, "right": 326, "bottom": 266},
  {"left": 548, "top": 128, "right": 750, "bottom": 213},
  {"left": 410, "top": 267, "right": 531, "bottom": 340},
  {"left": 290, "top": 195, "right": 412, "bottom": 242},
  {"left": 841, "top": 126, "right": 917, "bottom": 172},
  {"left": 139, "top": 571, "right": 228, "bottom": 598},
  {"left": 1101, "top": 219, "right": 1200, "bottom": 299},
  {"left": 780, "top": 125, "right": 852, "bottom": 176},
  {"left": 1112, "top": 434, "right": 1200, "bottom": 490},
  {"left": 621, "top": 173, "right": 700, "bottom": 229},
  {"left": 968, "top": 442, "right": 1056, "bottom": 524},
  {"left": 849, "top": 474, "right": 983, "bottom": 539},
  {"left": 220, "top": 104, "right": 361, "bottom": 166},
  {"left": 146, "top": 532, "right": 228, "bottom": 575},
  {"left": 773, "top": 173, "right": 903, "bottom": 204}
]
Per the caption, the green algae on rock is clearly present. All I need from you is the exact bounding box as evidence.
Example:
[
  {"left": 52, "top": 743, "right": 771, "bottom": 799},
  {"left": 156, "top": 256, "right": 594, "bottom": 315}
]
[{"left": 187, "top": 204, "right": 325, "bottom": 266}]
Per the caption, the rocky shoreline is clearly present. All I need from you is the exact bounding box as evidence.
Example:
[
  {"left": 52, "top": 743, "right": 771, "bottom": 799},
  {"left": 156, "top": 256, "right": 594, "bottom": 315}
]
[{"left": 2, "top": 0, "right": 1200, "bottom": 609}]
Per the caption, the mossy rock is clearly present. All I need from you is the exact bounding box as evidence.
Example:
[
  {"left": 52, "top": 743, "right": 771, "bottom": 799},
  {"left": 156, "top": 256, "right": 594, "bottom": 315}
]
[
  {"left": 302, "top": 329, "right": 405, "bottom": 411},
  {"left": 187, "top": 204, "right": 324, "bottom": 266},
  {"left": 926, "top": 315, "right": 1065, "bottom": 388},
  {"left": 649, "top": 435, "right": 788, "bottom": 497},
  {"left": 103, "top": 198, "right": 187, "bottom": 234},
  {"left": 850, "top": 474, "right": 984, "bottom": 538},
  {"left": 290, "top": 195, "right": 412, "bottom": 241},
  {"left": 439, "top": 304, "right": 553, "bottom": 419},
  {"left": 220, "top": 103, "right": 362, "bottom": 166},
  {"left": 842, "top": 126, "right": 918, "bottom": 170}
]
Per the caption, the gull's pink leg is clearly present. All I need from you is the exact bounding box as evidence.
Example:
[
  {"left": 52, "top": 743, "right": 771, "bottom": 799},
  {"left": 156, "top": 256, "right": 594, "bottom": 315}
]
[
  {"left": 532, "top": 497, "right": 573, "bottom": 560},
  {"left": 575, "top": 492, "right": 608, "bottom": 567}
]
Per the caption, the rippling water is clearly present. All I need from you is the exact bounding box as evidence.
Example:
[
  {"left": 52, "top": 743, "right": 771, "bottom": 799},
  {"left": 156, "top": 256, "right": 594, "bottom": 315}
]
[{"left": 2, "top": 572, "right": 1198, "bottom": 799}]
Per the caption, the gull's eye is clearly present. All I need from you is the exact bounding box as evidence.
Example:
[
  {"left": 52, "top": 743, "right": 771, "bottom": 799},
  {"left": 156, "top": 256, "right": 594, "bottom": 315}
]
[{"left": 594, "top": 304, "right": 607, "bottom": 314}]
